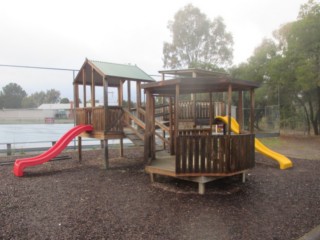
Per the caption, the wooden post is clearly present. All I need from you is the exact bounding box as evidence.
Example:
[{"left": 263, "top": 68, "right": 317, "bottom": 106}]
[
  {"left": 169, "top": 96, "right": 174, "bottom": 155},
  {"left": 144, "top": 90, "right": 152, "bottom": 162},
  {"left": 82, "top": 69, "right": 86, "bottom": 108},
  {"left": 238, "top": 91, "right": 243, "bottom": 134},
  {"left": 136, "top": 81, "right": 142, "bottom": 122},
  {"left": 127, "top": 80, "right": 131, "bottom": 111},
  {"left": 150, "top": 96, "right": 155, "bottom": 160},
  {"left": 103, "top": 77, "right": 109, "bottom": 133},
  {"left": 161, "top": 73, "right": 165, "bottom": 81},
  {"left": 209, "top": 92, "right": 213, "bottom": 134},
  {"left": 250, "top": 88, "right": 255, "bottom": 134},
  {"left": 174, "top": 84, "right": 180, "bottom": 155},
  {"left": 191, "top": 71, "right": 197, "bottom": 120},
  {"left": 78, "top": 136, "right": 82, "bottom": 162},
  {"left": 118, "top": 80, "right": 124, "bottom": 107},
  {"left": 227, "top": 84, "right": 232, "bottom": 135},
  {"left": 6, "top": 143, "right": 12, "bottom": 156},
  {"left": 74, "top": 84, "right": 79, "bottom": 108},
  {"left": 103, "top": 77, "right": 109, "bottom": 169},
  {"left": 74, "top": 83, "right": 79, "bottom": 124},
  {"left": 136, "top": 81, "right": 141, "bottom": 110},
  {"left": 91, "top": 66, "right": 95, "bottom": 107},
  {"left": 103, "top": 139, "right": 109, "bottom": 169},
  {"left": 120, "top": 138, "right": 124, "bottom": 157}
]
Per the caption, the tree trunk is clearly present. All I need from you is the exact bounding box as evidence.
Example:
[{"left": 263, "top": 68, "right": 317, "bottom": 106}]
[
  {"left": 314, "top": 86, "right": 320, "bottom": 135},
  {"left": 296, "top": 95, "right": 311, "bottom": 135},
  {"left": 308, "top": 97, "right": 319, "bottom": 135}
]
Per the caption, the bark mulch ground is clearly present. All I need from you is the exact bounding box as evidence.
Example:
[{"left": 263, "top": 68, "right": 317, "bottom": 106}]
[{"left": 1, "top": 147, "right": 320, "bottom": 240}]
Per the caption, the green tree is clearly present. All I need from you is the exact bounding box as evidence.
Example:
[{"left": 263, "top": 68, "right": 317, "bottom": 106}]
[
  {"left": 232, "top": 39, "right": 279, "bottom": 130},
  {"left": 233, "top": 0, "right": 320, "bottom": 135},
  {"left": 163, "top": 4, "right": 233, "bottom": 70},
  {"left": 60, "top": 97, "right": 70, "bottom": 104},
  {"left": 44, "top": 89, "right": 60, "bottom": 103},
  {"left": 22, "top": 89, "right": 61, "bottom": 108},
  {"left": 1, "top": 83, "right": 27, "bottom": 108},
  {"left": 22, "top": 91, "right": 46, "bottom": 108},
  {"left": 272, "top": 0, "right": 320, "bottom": 134}
]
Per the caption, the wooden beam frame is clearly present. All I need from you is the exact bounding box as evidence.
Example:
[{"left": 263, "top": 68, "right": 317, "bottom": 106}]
[
  {"left": 238, "top": 91, "right": 243, "bottom": 134},
  {"left": 91, "top": 66, "right": 95, "bottom": 107},
  {"left": 174, "top": 84, "right": 180, "bottom": 154},
  {"left": 82, "top": 68, "right": 86, "bottom": 107},
  {"left": 250, "top": 88, "right": 255, "bottom": 134},
  {"left": 227, "top": 84, "right": 232, "bottom": 135},
  {"left": 103, "top": 77, "right": 109, "bottom": 169}
]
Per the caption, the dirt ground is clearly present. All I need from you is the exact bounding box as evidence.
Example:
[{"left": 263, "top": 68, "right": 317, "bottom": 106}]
[{"left": 1, "top": 135, "right": 320, "bottom": 240}]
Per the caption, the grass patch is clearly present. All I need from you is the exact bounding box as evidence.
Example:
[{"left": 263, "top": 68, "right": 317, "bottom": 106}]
[{"left": 259, "top": 137, "right": 283, "bottom": 148}]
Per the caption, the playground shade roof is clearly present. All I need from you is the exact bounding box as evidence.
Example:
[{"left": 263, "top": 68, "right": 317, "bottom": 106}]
[
  {"left": 142, "top": 77, "right": 260, "bottom": 95},
  {"left": 74, "top": 59, "right": 154, "bottom": 87},
  {"left": 159, "top": 68, "right": 229, "bottom": 79}
]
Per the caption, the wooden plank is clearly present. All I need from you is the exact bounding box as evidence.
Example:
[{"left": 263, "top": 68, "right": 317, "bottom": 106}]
[
  {"left": 200, "top": 136, "right": 206, "bottom": 172},
  {"left": 175, "top": 136, "right": 181, "bottom": 173},
  {"left": 194, "top": 136, "right": 200, "bottom": 173},
  {"left": 174, "top": 84, "right": 180, "bottom": 155},
  {"left": 250, "top": 89, "right": 255, "bottom": 134},
  {"left": 187, "top": 136, "right": 193, "bottom": 173},
  {"left": 169, "top": 97, "right": 174, "bottom": 155},
  {"left": 227, "top": 84, "right": 232, "bottom": 135},
  {"left": 238, "top": 91, "right": 243, "bottom": 134},
  {"left": 206, "top": 136, "right": 212, "bottom": 173},
  {"left": 181, "top": 137, "right": 187, "bottom": 173}
]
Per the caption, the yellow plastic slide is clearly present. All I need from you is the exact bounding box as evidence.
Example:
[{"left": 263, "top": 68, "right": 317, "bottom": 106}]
[{"left": 215, "top": 116, "right": 293, "bottom": 170}]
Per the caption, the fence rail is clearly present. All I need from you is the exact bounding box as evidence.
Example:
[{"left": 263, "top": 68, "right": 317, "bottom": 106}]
[{"left": 0, "top": 139, "right": 101, "bottom": 156}]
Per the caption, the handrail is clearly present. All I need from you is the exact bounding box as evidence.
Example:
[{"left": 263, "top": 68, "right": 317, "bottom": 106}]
[
  {"left": 123, "top": 108, "right": 145, "bottom": 129},
  {"left": 138, "top": 108, "right": 169, "bottom": 132}
]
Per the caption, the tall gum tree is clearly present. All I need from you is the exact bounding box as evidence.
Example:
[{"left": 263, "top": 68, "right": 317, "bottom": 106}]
[
  {"left": 163, "top": 4, "right": 233, "bottom": 70},
  {"left": 274, "top": 0, "right": 320, "bottom": 134}
]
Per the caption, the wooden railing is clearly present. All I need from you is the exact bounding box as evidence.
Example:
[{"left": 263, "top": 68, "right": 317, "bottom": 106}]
[
  {"left": 174, "top": 101, "right": 226, "bottom": 120},
  {"left": 107, "top": 107, "right": 124, "bottom": 132},
  {"left": 178, "top": 129, "right": 211, "bottom": 136},
  {"left": 175, "top": 134, "right": 255, "bottom": 175},
  {"left": 76, "top": 106, "right": 123, "bottom": 133}
]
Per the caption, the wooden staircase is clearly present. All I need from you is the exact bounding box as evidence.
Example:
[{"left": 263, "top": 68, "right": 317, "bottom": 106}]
[
  {"left": 122, "top": 108, "right": 170, "bottom": 148},
  {"left": 123, "top": 127, "right": 144, "bottom": 146},
  {"left": 122, "top": 109, "right": 146, "bottom": 147}
]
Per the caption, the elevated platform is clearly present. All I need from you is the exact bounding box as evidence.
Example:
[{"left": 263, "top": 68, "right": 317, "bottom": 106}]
[{"left": 145, "top": 151, "right": 247, "bottom": 194}]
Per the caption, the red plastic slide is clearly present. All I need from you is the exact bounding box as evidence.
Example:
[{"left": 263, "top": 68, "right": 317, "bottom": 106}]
[{"left": 13, "top": 125, "right": 93, "bottom": 177}]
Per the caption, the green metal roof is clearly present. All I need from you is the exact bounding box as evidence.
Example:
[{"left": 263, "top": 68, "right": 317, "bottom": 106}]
[{"left": 90, "top": 60, "right": 154, "bottom": 82}]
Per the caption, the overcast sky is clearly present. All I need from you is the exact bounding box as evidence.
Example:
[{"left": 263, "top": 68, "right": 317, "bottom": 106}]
[{"left": 0, "top": 0, "right": 308, "bottom": 100}]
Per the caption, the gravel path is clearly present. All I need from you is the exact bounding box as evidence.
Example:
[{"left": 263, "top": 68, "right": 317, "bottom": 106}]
[{"left": 1, "top": 148, "right": 320, "bottom": 240}]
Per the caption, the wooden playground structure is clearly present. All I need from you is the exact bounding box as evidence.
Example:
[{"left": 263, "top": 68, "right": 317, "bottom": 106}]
[{"left": 73, "top": 59, "right": 260, "bottom": 194}]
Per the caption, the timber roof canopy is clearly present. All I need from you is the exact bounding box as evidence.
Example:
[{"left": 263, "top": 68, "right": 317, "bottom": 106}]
[
  {"left": 74, "top": 59, "right": 154, "bottom": 87},
  {"left": 142, "top": 76, "right": 260, "bottom": 95},
  {"left": 159, "top": 68, "right": 229, "bottom": 79}
]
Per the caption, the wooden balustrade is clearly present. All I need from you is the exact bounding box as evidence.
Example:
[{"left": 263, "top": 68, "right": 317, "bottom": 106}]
[
  {"left": 178, "top": 129, "right": 211, "bottom": 136},
  {"left": 175, "top": 133, "right": 255, "bottom": 175},
  {"left": 107, "top": 107, "right": 123, "bottom": 132},
  {"left": 76, "top": 107, "right": 123, "bottom": 133}
]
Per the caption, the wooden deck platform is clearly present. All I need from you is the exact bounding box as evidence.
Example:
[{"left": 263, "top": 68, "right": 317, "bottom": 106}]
[{"left": 145, "top": 151, "right": 247, "bottom": 194}]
